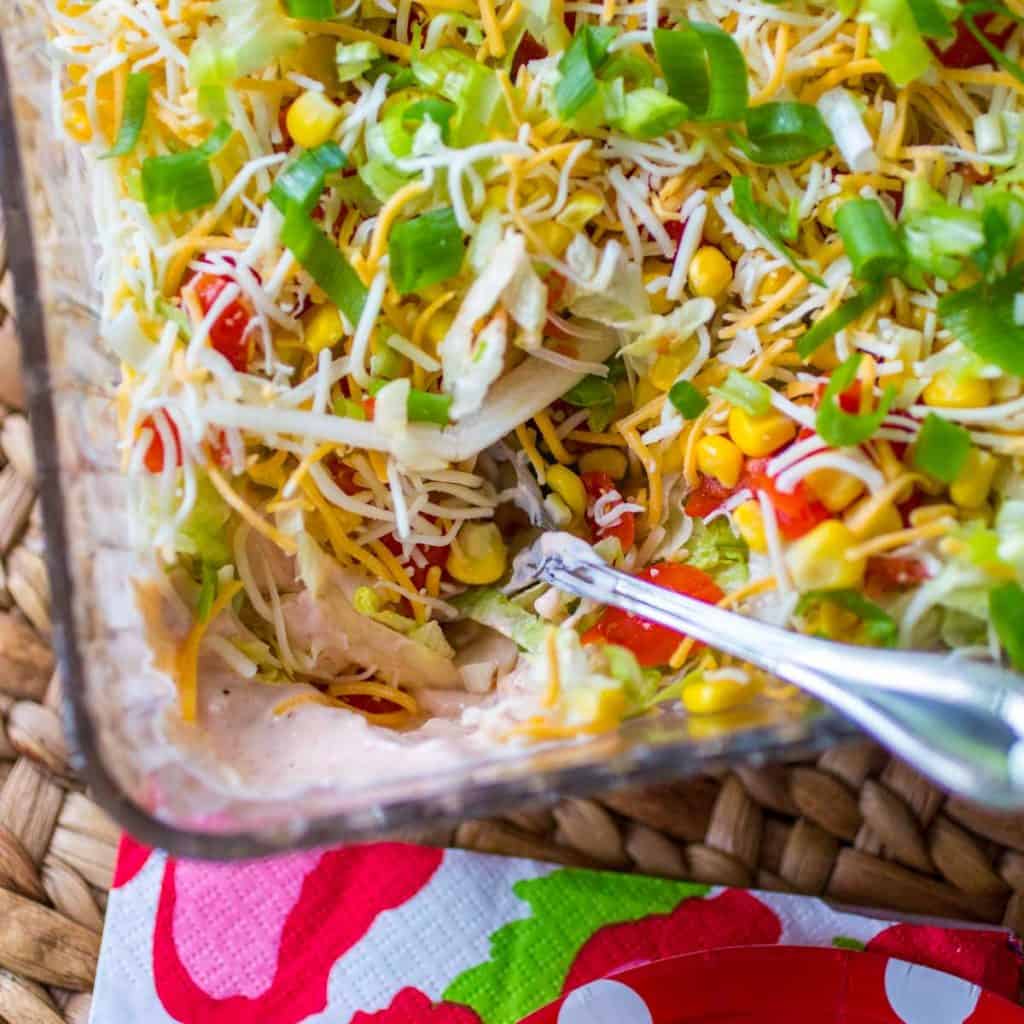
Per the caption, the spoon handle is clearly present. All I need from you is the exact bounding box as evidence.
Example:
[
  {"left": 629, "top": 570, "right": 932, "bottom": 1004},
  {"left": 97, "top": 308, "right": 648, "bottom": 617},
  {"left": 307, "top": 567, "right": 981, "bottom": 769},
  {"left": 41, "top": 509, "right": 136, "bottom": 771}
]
[{"left": 541, "top": 553, "right": 1024, "bottom": 809}]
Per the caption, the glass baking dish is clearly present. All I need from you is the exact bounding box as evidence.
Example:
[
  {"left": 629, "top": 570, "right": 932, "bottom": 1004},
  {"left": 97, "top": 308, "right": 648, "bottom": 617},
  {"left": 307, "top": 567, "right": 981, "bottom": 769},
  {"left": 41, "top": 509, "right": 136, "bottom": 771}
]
[{"left": 0, "top": 0, "right": 856, "bottom": 860}]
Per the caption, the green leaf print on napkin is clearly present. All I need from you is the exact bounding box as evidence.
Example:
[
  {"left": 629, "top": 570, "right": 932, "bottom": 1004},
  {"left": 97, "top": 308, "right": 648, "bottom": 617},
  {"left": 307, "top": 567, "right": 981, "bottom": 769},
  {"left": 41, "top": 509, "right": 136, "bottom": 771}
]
[{"left": 443, "top": 868, "right": 709, "bottom": 1023}]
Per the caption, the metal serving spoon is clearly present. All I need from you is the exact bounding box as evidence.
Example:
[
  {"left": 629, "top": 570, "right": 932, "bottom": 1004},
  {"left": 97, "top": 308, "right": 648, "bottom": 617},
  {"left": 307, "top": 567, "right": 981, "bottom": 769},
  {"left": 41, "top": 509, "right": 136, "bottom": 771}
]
[{"left": 514, "top": 533, "right": 1024, "bottom": 810}]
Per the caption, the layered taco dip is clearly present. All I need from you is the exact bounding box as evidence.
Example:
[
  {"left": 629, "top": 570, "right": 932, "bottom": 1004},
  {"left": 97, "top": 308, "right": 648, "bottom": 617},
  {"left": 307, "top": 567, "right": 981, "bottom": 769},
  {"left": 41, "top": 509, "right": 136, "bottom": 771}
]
[{"left": 48, "top": 0, "right": 1024, "bottom": 778}]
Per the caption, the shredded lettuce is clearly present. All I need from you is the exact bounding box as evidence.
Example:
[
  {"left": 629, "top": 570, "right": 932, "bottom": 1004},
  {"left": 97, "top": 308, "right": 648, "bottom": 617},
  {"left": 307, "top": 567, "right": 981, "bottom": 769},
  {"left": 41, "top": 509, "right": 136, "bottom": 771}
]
[
  {"left": 452, "top": 588, "right": 546, "bottom": 652},
  {"left": 686, "top": 518, "right": 749, "bottom": 591},
  {"left": 178, "top": 473, "right": 233, "bottom": 567}
]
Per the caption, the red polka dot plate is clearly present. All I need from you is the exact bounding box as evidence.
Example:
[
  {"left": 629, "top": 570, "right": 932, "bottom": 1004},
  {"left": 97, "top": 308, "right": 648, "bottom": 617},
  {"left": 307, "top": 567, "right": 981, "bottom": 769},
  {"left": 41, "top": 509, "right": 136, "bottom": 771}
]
[{"left": 519, "top": 946, "right": 1024, "bottom": 1024}]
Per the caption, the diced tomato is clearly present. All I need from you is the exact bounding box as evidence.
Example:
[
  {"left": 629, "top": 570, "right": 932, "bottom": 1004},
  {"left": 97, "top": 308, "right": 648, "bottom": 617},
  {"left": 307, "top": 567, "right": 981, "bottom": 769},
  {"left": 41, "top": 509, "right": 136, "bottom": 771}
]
[
  {"left": 744, "top": 458, "right": 830, "bottom": 540},
  {"left": 933, "top": 13, "right": 1014, "bottom": 69},
  {"left": 193, "top": 272, "right": 254, "bottom": 372},
  {"left": 512, "top": 32, "right": 547, "bottom": 76},
  {"left": 363, "top": 396, "right": 377, "bottom": 420},
  {"left": 582, "top": 471, "right": 636, "bottom": 551},
  {"left": 665, "top": 218, "right": 685, "bottom": 250},
  {"left": 813, "top": 378, "right": 861, "bottom": 413},
  {"left": 547, "top": 271, "right": 569, "bottom": 311},
  {"left": 684, "top": 473, "right": 735, "bottom": 518},
  {"left": 141, "top": 413, "right": 182, "bottom": 474},
  {"left": 866, "top": 555, "right": 932, "bottom": 592},
  {"left": 582, "top": 562, "right": 724, "bottom": 667},
  {"left": 380, "top": 530, "right": 449, "bottom": 590},
  {"left": 208, "top": 429, "right": 233, "bottom": 470}
]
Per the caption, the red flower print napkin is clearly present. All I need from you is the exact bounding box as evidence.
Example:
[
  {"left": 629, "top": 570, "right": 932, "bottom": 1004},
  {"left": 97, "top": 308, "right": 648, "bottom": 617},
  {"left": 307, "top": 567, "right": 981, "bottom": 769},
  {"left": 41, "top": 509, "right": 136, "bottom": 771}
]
[{"left": 91, "top": 838, "right": 1022, "bottom": 1024}]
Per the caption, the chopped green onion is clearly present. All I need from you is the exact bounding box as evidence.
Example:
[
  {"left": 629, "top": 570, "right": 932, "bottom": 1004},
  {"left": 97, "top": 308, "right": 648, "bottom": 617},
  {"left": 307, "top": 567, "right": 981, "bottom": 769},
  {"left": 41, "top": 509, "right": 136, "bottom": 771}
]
[
  {"left": 973, "top": 190, "right": 1024, "bottom": 278},
  {"left": 906, "top": 0, "right": 956, "bottom": 38},
  {"left": 388, "top": 207, "right": 465, "bottom": 295},
  {"left": 367, "top": 379, "right": 454, "bottom": 424},
  {"left": 861, "top": 0, "right": 935, "bottom": 85},
  {"left": 963, "top": 1, "right": 1024, "bottom": 87},
  {"left": 197, "top": 562, "right": 218, "bottom": 623},
  {"left": 990, "top": 581, "right": 1024, "bottom": 670},
  {"left": 334, "top": 396, "right": 367, "bottom": 420},
  {"left": 668, "top": 379, "right": 709, "bottom": 419},
  {"left": 937, "top": 264, "right": 1024, "bottom": 377},
  {"left": 912, "top": 412, "right": 972, "bottom": 483},
  {"left": 554, "top": 24, "right": 617, "bottom": 120},
  {"left": 141, "top": 122, "right": 232, "bottom": 216},
  {"left": 899, "top": 179, "right": 984, "bottom": 280},
  {"left": 732, "top": 176, "right": 824, "bottom": 284},
  {"left": 613, "top": 88, "right": 688, "bottom": 139},
  {"left": 653, "top": 23, "right": 748, "bottom": 123},
  {"left": 816, "top": 353, "right": 895, "bottom": 447},
  {"left": 564, "top": 375, "right": 616, "bottom": 407},
  {"left": 402, "top": 98, "right": 456, "bottom": 143},
  {"left": 797, "top": 284, "right": 884, "bottom": 358},
  {"left": 411, "top": 48, "right": 506, "bottom": 145},
  {"left": 797, "top": 589, "right": 899, "bottom": 647},
  {"left": 731, "top": 102, "right": 833, "bottom": 165},
  {"left": 835, "top": 198, "right": 905, "bottom": 281},
  {"left": 336, "top": 41, "right": 381, "bottom": 83},
  {"left": 103, "top": 73, "right": 151, "bottom": 159},
  {"left": 407, "top": 389, "right": 453, "bottom": 425},
  {"left": 285, "top": 0, "right": 335, "bottom": 16},
  {"left": 600, "top": 53, "right": 655, "bottom": 88},
  {"left": 281, "top": 208, "right": 367, "bottom": 326},
  {"left": 269, "top": 142, "right": 346, "bottom": 216},
  {"left": 712, "top": 370, "right": 772, "bottom": 415}
]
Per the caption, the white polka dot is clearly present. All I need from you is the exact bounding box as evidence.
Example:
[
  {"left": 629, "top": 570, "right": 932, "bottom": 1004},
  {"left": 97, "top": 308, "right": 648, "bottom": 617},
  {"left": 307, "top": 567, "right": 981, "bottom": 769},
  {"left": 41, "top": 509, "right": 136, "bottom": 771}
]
[
  {"left": 884, "top": 959, "right": 980, "bottom": 1024},
  {"left": 558, "top": 980, "right": 654, "bottom": 1024}
]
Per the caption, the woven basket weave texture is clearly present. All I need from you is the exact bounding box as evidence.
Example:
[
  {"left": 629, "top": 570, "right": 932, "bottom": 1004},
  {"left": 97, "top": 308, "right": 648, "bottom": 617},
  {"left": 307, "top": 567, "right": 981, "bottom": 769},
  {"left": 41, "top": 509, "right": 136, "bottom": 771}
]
[{"left": 3, "top": 214, "right": 1024, "bottom": 1023}]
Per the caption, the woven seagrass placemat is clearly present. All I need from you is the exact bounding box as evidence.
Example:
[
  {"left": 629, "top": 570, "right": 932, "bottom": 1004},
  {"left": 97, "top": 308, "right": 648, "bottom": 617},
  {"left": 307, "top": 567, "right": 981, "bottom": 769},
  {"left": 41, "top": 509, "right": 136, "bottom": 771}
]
[{"left": 3, "top": 218, "right": 1024, "bottom": 1023}]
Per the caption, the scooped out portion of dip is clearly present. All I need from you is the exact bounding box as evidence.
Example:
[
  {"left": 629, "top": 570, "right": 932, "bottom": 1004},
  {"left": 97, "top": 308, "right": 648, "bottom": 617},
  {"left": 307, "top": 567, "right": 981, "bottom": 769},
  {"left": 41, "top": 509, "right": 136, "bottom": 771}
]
[{"left": 54, "top": 0, "right": 1024, "bottom": 780}]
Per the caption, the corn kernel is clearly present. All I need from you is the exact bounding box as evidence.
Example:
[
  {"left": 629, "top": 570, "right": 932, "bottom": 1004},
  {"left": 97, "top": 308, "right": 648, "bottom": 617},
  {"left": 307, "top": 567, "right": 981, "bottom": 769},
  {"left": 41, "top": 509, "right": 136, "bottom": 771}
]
[
  {"left": 909, "top": 503, "right": 956, "bottom": 527},
  {"left": 733, "top": 500, "right": 768, "bottom": 554},
  {"left": 688, "top": 246, "right": 732, "bottom": 300},
  {"left": 650, "top": 353, "right": 685, "bottom": 391},
  {"left": 287, "top": 90, "right": 343, "bottom": 150},
  {"left": 556, "top": 192, "right": 603, "bottom": 232},
  {"left": 922, "top": 369, "right": 991, "bottom": 409},
  {"left": 567, "top": 685, "right": 628, "bottom": 728},
  {"left": 303, "top": 304, "right": 344, "bottom": 353},
  {"left": 661, "top": 435, "right": 685, "bottom": 474},
  {"left": 446, "top": 523, "right": 508, "bottom": 585},
  {"left": 696, "top": 435, "right": 743, "bottom": 488},
  {"left": 786, "top": 520, "right": 866, "bottom": 591},
  {"left": 635, "top": 375, "right": 660, "bottom": 408},
  {"left": 951, "top": 449, "right": 998, "bottom": 509},
  {"left": 806, "top": 468, "right": 864, "bottom": 513},
  {"left": 728, "top": 407, "right": 797, "bottom": 457},
  {"left": 353, "top": 586, "right": 383, "bottom": 615},
  {"left": 533, "top": 220, "right": 574, "bottom": 257},
  {"left": 64, "top": 100, "right": 93, "bottom": 143},
  {"left": 702, "top": 196, "right": 727, "bottom": 245},
  {"left": 844, "top": 494, "right": 902, "bottom": 540},
  {"left": 757, "top": 268, "right": 788, "bottom": 300},
  {"left": 807, "top": 341, "right": 840, "bottom": 372},
  {"left": 579, "top": 448, "right": 628, "bottom": 480},
  {"left": 644, "top": 261, "right": 674, "bottom": 316},
  {"left": 547, "top": 464, "right": 587, "bottom": 519},
  {"left": 682, "top": 674, "right": 756, "bottom": 715}
]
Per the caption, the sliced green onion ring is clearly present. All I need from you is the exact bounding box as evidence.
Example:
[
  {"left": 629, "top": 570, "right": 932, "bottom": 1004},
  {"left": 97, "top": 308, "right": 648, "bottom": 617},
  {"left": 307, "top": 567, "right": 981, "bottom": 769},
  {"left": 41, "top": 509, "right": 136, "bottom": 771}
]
[
  {"left": 668, "top": 379, "right": 709, "bottom": 419},
  {"left": 711, "top": 370, "right": 772, "bottom": 415},
  {"left": 141, "top": 122, "right": 232, "bottom": 216},
  {"left": 281, "top": 208, "right": 368, "bottom": 326},
  {"left": 653, "top": 23, "right": 748, "bottom": 122},
  {"left": 389, "top": 207, "right": 465, "bottom": 295},
  {"left": 797, "top": 284, "right": 884, "bottom": 358},
  {"left": 554, "top": 24, "right": 618, "bottom": 120},
  {"left": 564, "top": 375, "right": 616, "bottom": 408},
  {"left": 269, "top": 142, "right": 347, "bottom": 216},
  {"left": 835, "top": 198, "right": 906, "bottom": 281},
  {"left": 816, "top": 353, "right": 895, "bottom": 447},
  {"left": 613, "top": 88, "right": 688, "bottom": 139},
  {"left": 912, "top": 412, "right": 972, "bottom": 483},
  {"left": 104, "top": 72, "right": 151, "bottom": 159},
  {"left": 731, "top": 102, "right": 834, "bottom": 165},
  {"left": 907, "top": 0, "right": 956, "bottom": 37}
]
